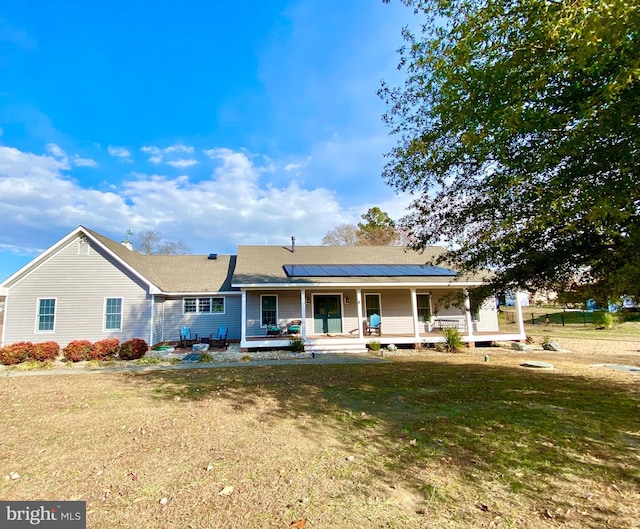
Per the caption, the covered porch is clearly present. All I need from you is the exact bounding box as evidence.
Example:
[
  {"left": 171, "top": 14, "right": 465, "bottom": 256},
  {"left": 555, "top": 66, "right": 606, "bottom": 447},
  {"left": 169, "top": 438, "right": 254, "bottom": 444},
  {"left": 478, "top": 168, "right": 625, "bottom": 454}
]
[{"left": 240, "top": 286, "right": 526, "bottom": 353}]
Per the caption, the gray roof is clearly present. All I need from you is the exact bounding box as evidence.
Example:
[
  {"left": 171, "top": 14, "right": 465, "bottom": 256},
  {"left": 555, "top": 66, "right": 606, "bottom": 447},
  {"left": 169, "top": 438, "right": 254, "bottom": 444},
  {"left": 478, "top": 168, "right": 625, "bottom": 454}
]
[
  {"left": 232, "top": 245, "right": 485, "bottom": 286},
  {"left": 85, "top": 228, "right": 237, "bottom": 293}
]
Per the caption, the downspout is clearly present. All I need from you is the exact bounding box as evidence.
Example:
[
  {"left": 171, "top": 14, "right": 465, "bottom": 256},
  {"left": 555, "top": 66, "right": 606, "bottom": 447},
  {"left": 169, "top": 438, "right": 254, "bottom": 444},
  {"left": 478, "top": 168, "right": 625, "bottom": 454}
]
[
  {"left": 149, "top": 295, "right": 155, "bottom": 346},
  {"left": 0, "top": 295, "right": 7, "bottom": 347}
]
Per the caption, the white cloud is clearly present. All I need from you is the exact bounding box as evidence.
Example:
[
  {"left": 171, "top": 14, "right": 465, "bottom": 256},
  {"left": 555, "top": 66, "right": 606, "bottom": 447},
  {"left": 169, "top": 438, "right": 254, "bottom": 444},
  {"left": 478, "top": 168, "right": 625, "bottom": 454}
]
[
  {"left": 165, "top": 158, "right": 199, "bottom": 169},
  {"left": 45, "top": 142, "right": 66, "bottom": 159},
  {"left": 73, "top": 156, "right": 98, "bottom": 167},
  {"left": 107, "top": 145, "right": 131, "bottom": 159},
  {"left": 0, "top": 143, "right": 406, "bottom": 275},
  {"left": 164, "top": 144, "right": 194, "bottom": 154},
  {"left": 284, "top": 163, "right": 302, "bottom": 171},
  {"left": 140, "top": 146, "right": 160, "bottom": 154},
  {"left": 148, "top": 155, "right": 163, "bottom": 165}
]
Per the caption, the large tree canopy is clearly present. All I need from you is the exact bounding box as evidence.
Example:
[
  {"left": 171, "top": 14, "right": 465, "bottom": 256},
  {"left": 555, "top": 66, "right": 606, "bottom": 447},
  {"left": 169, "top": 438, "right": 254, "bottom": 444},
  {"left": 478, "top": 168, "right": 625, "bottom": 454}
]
[
  {"left": 322, "top": 207, "right": 407, "bottom": 246},
  {"left": 380, "top": 0, "right": 640, "bottom": 299}
]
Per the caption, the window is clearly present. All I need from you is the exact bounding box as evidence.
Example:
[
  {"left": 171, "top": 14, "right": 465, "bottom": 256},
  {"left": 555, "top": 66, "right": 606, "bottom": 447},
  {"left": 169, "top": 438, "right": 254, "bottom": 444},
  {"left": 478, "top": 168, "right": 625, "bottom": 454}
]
[
  {"left": 364, "top": 294, "right": 381, "bottom": 319},
  {"left": 37, "top": 298, "right": 56, "bottom": 332},
  {"left": 183, "top": 297, "right": 225, "bottom": 314},
  {"left": 261, "top": 295, "right": 277, "bottom": 326},
  {"left": 104, "top": 298, "right": 122, "bottom": 330},
  {"left": 417, "top": 294, "right": 431, "bottom": 322}
]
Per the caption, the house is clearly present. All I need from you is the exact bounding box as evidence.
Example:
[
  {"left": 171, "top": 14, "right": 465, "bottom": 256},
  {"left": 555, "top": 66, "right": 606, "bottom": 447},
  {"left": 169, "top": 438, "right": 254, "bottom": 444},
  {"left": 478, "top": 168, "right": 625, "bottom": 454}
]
[
  {"left": 0, "top": 227, "right": 240, "bottom": 348},
  {"left": 0, "top": 227, "right": 526, "bottom": 351}
]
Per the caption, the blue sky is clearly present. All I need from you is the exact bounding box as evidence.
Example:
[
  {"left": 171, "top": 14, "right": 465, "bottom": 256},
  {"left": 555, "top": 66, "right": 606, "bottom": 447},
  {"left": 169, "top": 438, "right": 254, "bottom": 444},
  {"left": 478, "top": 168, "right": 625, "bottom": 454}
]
[{"left": 0, "top": 0, "right": 417, "bottom": 282}]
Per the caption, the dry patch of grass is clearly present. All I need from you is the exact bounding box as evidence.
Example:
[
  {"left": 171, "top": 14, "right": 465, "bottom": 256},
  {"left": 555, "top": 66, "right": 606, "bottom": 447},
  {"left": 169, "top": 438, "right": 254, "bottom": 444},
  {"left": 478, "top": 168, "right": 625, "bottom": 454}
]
[{"left": 1, "top": 345, "right": 639, "bottom": 528}]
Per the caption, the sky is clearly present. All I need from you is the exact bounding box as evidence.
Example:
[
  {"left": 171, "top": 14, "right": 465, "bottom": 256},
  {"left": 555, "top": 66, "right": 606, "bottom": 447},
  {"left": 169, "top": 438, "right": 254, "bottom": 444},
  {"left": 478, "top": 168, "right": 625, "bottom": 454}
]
[{"left": 0, "top": 0, "right": 419, "bottom": 282}]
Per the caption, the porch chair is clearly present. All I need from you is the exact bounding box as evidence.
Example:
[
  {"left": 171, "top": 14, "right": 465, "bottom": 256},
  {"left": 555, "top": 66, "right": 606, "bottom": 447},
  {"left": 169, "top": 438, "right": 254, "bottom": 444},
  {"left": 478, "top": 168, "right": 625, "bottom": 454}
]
[
  {"left": 214, "top": 325, "right": 229, "bottom": 349},
  {"left": 180, "top": 326, "right": 198, "bottom": 348},
  {"left": 364, "top": 313, "right": 381, "bottom": 336},
  {"left": 286, "top": 319, "right": 302, "bottom": 335}
]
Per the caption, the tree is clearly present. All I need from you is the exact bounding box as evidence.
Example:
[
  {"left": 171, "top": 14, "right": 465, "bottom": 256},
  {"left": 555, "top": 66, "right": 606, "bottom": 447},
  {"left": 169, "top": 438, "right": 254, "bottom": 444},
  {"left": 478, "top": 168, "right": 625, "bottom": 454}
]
[
  {"left": 322, "top": 223, "right": 360, "bottom": 246},
  {"left": 357, "top": 207, "right": 401, "bottom": 246},
  {"left": 133, "top": 229, "right": 189, "bottom": 255},
  {"left": 379, "top": 0, "right": 640, "bottom": 299},
  {"left": 321, "top": 208, "right": 405, "bottom": 246}
]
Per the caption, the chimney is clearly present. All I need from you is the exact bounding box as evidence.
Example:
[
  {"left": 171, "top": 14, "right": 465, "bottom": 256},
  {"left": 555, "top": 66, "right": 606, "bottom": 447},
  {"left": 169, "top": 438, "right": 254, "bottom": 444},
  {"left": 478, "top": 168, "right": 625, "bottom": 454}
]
[
  {"left": 291, "top": 236, "right": 296, "bottom": 253},
  {"left": 121, "top": 241, "right": 133, "bottom": 251}
]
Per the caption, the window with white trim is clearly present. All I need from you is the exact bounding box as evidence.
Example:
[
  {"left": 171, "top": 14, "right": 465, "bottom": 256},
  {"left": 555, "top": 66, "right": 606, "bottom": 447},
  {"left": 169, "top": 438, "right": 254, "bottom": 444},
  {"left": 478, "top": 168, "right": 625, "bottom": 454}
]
[
  {"left": 37, "top": 298, "right": 56, "bottom": 332},
  {"left": 261, "top": 295, "right": 277, "bottom": 326},
  {"left": 183, "top": 297, "right": 225, "bottom": 314},
  {"left": 364, "top": 294, "right": 381, "bottom": 319},
  {"left": 417, "top": 294, "right": 431, "bottom": 322},
  {"left": 104, "top": 298, "right": 123, "bottom": 330}
]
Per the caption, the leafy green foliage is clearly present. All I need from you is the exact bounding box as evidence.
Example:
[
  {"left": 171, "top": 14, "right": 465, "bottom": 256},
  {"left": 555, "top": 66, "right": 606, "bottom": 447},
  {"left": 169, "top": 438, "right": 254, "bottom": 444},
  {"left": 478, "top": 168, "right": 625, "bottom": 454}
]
[
  {"left": 323, "top": 207, "right": 406, "bottom": 246},
  {"left": 440, "top": 327, "right": 464, "bottom": 353},
  {"left": 380, "top": 0, "right": 640, "bottom": 299},
  {"left": 592, "top": 311, "right": 614, "bottom": 330},
  {"left": 289, "top": 338, "right": 305, "bottom": 353}
]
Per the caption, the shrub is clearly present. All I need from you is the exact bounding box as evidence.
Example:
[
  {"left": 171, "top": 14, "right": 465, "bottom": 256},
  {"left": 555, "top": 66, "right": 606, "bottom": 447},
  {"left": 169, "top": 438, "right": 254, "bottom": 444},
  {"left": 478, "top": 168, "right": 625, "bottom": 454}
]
[
  {"left": 0, "top": 342, "right": 34, "bottom": 365},
  {"left": 440, "top": 328, "right": 464, "bottom": 353},
  {"left": 63, "top": 340, "right": 94, "bottom": 362},
  {"left": 118, "top": 338, "right": 148, "bottom": 360},
  {"left": 592, "top": 311, "right": 613, "bottom": 330},
  {"left": 32, "top": 341, "right": 60, "bottom": 362},
  {"left": 91, "top": 338, "right": 120, "bottom": 360},
  {"left": 289, "top": 338, "right": 305, "bottom": 353},
  {"left": 368, "top": 340, "right": 381, "bottom": 352},
  {"left": 199, "top": 352, "right": 214, "bottom": 362}
]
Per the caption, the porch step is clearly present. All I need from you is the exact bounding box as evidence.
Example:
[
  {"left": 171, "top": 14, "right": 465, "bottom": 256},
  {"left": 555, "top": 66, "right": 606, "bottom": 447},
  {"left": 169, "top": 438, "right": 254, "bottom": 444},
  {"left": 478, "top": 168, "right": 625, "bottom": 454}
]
[{"left": 304, "top": 342, "right": 368, "bottom": 354}]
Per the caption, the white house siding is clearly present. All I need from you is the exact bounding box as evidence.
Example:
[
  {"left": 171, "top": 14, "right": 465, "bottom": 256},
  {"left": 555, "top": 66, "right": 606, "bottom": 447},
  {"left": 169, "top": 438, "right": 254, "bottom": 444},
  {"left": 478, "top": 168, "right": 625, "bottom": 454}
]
[
  {"left": 152, "top": 296, "right": 164, "bottom": 345},
  {"left": 474, "top": 298, "right": 499, "bottom": 332},
  {"left": 162, "top": 294, "right": 242, "bottom": 342},
  {"left": 3, "top": 238, "right": 150, "bottom": 347},
  {"left": 365, "top": 289, "right": 415, "bottom": 335}
]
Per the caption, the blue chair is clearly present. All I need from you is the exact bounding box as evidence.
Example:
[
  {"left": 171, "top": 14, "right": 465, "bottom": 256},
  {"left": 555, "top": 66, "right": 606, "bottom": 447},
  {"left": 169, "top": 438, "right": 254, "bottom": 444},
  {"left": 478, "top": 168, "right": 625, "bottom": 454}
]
[
  {"left": 180, "top": 326, "right": 198, "bottom": 348},
  {"left": 365, "top": 313, "right": 381, "bottom": 336},
  {"left": 214, "top": 325, "right": 229, "bottom": 349}
]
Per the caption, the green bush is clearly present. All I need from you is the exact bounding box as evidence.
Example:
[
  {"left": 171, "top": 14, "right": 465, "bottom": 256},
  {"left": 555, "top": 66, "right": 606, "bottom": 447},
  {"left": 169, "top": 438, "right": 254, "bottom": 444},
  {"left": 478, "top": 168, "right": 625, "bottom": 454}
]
[
  {"left": 199, "top": 352, "right": 214, "bottom": 362},
  {"left": 368, "top": 340, "right": 381, "bottom": 352},
  {"left": 592, "top": 311, "right": 613, "bottom": 329},
  {"left": 63, "top": 340, "right": 94, "bottom": 362},
  {"left": 118, "top": 338, "right": 148, "bottom": 360},
  {"left": 440, "top": 328, "right": 464, "bottom": 353},
  {"left": 91, "top": 338, "right": 120, "bottom": 360},
  {"left": 289, "top": 338, "right": 305, "bottom": 353},
  {"left": 32, "top": 341, "right": 60, "bottom": 362},
  {"left": 0, "top": 342, "right": 34, "bottom": 365}
]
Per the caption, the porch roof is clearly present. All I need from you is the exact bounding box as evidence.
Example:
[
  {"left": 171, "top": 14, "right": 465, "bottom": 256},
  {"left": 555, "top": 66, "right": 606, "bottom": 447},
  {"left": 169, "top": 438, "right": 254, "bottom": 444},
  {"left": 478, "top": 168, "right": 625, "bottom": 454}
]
[{"left": 232, "top": 245, "right": 489, "bottom": 287}]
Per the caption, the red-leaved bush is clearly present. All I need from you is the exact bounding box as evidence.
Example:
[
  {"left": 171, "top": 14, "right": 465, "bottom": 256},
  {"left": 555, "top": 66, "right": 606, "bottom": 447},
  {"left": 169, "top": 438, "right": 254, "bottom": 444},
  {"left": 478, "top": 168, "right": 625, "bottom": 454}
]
[
  {"left": 118, "top": 338, "right": 148, "bottom": 360},
  {"left": 32, "top": 341, "right": 60, "bottom": 362},
  {"left": 90, "top": 338, "right": 120, "bottom": 360},
  {"left": 62, "top": 340, "right": 94, "bottom": 362},
  {"left": 0, "top": 342, "right": 34, "bottom": 365}
]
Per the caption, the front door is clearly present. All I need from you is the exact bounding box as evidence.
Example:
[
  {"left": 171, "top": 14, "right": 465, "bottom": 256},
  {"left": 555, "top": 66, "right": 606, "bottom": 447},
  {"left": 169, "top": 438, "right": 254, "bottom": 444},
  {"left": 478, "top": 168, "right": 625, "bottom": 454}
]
[{"left": 313, "top": 295, "right": 342, "bottom": 334}]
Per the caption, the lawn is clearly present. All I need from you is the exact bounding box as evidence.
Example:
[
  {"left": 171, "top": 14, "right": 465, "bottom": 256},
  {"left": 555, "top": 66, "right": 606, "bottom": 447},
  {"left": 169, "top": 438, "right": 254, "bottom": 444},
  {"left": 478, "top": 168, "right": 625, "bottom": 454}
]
[{"left": 1, "top": 347, "right": 639, "bottom": 528}]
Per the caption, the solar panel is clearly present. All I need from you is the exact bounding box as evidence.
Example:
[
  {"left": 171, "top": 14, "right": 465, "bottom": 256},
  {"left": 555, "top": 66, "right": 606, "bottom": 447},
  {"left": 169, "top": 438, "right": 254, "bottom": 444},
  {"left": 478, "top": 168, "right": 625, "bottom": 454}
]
[{"left": 283, "top": 264, "right": 457, "bottom": 277}]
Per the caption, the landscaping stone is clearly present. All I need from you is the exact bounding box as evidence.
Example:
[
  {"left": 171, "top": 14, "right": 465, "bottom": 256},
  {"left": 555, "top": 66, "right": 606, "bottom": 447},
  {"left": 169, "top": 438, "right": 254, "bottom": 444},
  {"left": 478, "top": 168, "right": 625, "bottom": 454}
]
[
  {"left": 511, "top": 342, "right": 529, "bottom": 351},
  {"left": 543, "top": 342, "right": 561, "bottom": 351}
]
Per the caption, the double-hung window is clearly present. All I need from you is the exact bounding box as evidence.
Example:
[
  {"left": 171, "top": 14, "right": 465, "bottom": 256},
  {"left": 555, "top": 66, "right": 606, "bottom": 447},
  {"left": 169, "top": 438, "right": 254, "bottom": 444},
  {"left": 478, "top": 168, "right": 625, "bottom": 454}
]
[
  {"left": 364, "top": 294, "right": 381, "bottom": 319},
  {"left": 183, "top": 297, "right": 225, "bottom": 314},
  {"left": 104, "top": 298, "right": 123, "bottom": 330},
  {"left": 261, "top": 295, "right": 277, "bottom": 326},
  {"left": 417, "top": 294, "right": 431, "bottom": 322},
  {"left": 37, "top": 298, "right": 56, "bottom": 332}
]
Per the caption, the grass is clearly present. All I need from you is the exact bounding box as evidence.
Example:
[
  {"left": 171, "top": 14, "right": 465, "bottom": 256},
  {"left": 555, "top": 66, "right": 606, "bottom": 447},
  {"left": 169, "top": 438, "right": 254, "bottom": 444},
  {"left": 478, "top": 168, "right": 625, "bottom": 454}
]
[{"left": 1, "top": 348, "right": 638, "bottom": 528}]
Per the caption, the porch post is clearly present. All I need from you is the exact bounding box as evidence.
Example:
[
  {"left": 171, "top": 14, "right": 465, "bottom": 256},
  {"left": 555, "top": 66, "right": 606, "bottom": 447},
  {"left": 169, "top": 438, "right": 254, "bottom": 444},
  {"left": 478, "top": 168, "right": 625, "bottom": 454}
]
[
  {"left": 410, "top": 288, "right": 420, "bottom": 340},
  {"left": 240, "top": 290, "right": 247, "bottom": 344},
  {"left": 300, "top": 289, "right": 307, "bottom": 339},
  {"left": 463, "top": 289, "right": 475, "bottom": 347},
  {"left": 515, "top": 290, "right": 526, "bottom": 339},
  {"left": 356, "top": 289, "right": 363, "bottom": 339}
]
